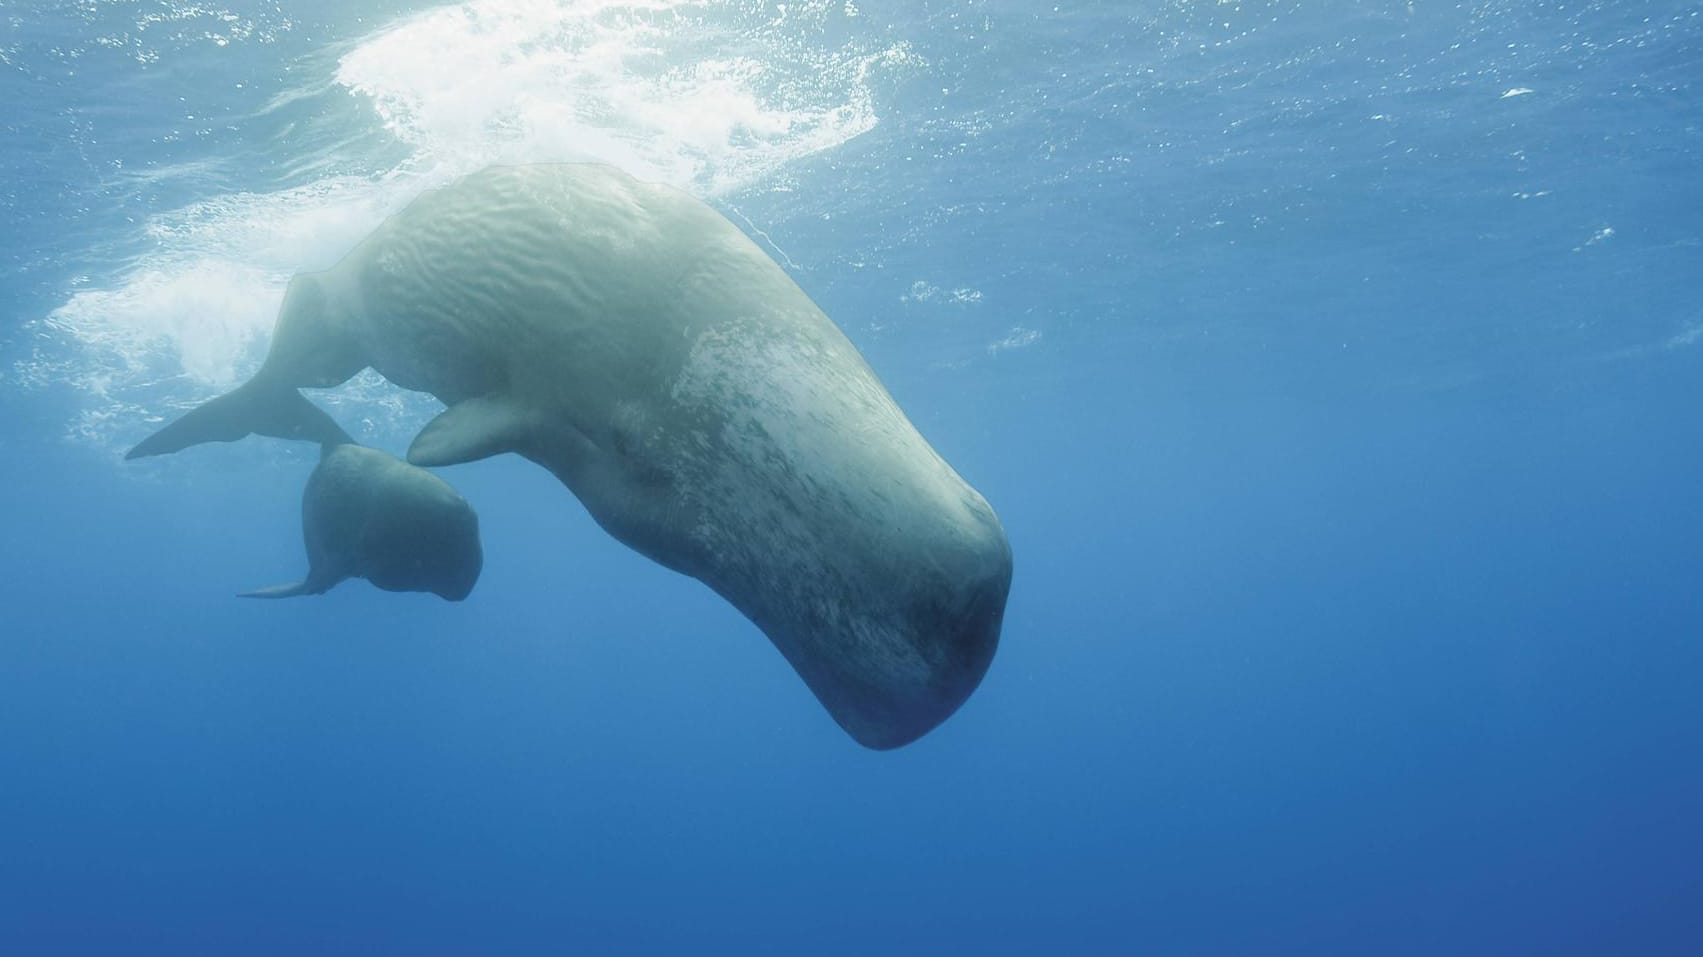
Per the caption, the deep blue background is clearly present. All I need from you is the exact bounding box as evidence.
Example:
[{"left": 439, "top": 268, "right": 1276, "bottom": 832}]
[{"left": 3, "top": 2, "right": 1701, "bottom": 954}]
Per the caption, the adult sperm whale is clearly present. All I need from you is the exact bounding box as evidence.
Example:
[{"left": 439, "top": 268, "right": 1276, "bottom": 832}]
[
  {"left": 128, "top": 163, "right": 1012, "bottom": 749},
  {"left": 245, "top": 436, "right": 483, "bottom": 602}
]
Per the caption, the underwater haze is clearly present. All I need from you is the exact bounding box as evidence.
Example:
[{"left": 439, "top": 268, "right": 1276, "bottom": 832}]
[{"left": 3, "top": 0, "right": 1702, "bottom": 953}]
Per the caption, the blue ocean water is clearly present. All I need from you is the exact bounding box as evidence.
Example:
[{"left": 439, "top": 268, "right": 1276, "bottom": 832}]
[{"left": 3, "top": 0, "right": 1701, "bottom": 953}]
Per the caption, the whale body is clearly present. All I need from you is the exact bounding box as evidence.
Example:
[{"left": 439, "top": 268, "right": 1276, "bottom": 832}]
[
  {"left": 129, "top": 163, "right": 1011, "bottom": 749},
  {"left": 242, "top": 441, "right": 483, "bottom": 602}
]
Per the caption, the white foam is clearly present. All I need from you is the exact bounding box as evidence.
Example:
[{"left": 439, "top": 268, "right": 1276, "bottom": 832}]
[
  {"left": 48, "top": 260, "right": 277, "bottom": 388},
  {"left": 31, "top": 0, "right": 911, "bottom": 448},
  {"left": 335, "top": 0, "right": 910, "bottom": 193}
]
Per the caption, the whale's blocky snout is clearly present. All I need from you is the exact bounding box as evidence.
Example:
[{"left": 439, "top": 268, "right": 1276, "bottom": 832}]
[
  {"left": 832, "top": 518, "right": 1014, "bottom": 751},
  {"left": 360, "top": 484, "right": 484, "bottom": 603},
  {"left": 422, "top": 508, "right": 483, "bottom": 602},
  {"left": 428, "top": 541, "right": 483, "bottom": 602}
]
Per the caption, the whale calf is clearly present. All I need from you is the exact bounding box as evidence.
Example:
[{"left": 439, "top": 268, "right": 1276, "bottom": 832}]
[
  {"left": 129, "top": 163, "right": 1011, "bottom": 748},
  {"left": 243, "top": 439, "right": 483, "bottom": 602}
]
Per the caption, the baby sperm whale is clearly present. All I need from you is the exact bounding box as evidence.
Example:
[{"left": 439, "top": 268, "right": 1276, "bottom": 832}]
[{"left": 243, "top": 437, "right": 483, "bottom": 603}]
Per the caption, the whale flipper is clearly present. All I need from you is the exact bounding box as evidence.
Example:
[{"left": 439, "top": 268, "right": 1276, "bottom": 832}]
[
  {"left": 126, "top": 379, "right": 354, "bottom": 460},
  {"left": 408, "top": 395, "right": 538, "bottom": 467}
]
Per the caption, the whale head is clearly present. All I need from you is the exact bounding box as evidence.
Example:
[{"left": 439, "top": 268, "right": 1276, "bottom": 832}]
[
  {"left": 360, "top": 481, "right": 484, "bottom": 602},
  {"left": 812, "top": 509, "right": 1013, "bottom": 750}
]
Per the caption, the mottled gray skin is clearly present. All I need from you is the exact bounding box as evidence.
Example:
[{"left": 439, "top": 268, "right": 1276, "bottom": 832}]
[
  {"left": 129, "top": 163, "right": 1011, "bottom": 749},
  {"left": 243, "top": 443, "right": 483, "bottom": 602}
]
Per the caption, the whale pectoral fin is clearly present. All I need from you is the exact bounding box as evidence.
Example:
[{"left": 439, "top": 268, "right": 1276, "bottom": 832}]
[
  {"left": 408, "top": 395, "right": 535, "bottom": 467},
  {"left": 126, "top": 379, "right": 355, "bottom": 460}
]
